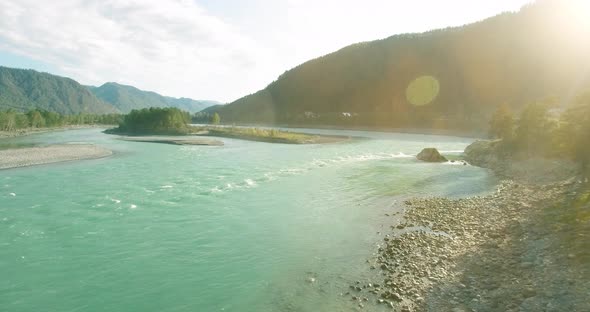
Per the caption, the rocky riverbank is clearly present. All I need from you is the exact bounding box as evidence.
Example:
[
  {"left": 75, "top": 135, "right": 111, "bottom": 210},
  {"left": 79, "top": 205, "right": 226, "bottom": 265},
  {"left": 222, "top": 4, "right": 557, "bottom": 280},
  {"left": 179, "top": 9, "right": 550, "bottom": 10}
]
[
  {"left": 463, "top": 140, "right": 579, "bottom": 184},
  {"left": 351, "top": 140, "right": 589, "bottom": 311},
  {"left": 0, "top": 125, "right": 111, "bottom": 139},
  {"left": 0, "top": 144, "right": 113, "bottom": 170}
]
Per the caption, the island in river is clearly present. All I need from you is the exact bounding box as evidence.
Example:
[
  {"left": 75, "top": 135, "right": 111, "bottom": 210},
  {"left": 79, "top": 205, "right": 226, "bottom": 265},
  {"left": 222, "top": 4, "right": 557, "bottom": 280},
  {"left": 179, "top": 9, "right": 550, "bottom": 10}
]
[
  {"left": 118, "top": 136, "right": 224, "bottom": 146},
  {"left": 0, "top": 124, "right": 346, "bottom": 171},
  {"left": 104, "top": 107, "right": 350, "bottom": 144},
  {"left": 194, "top": 126, "right": 350, "bottom": 144},
  {"left": 108, "top": 126, "right": 349, "bottom": 145}
]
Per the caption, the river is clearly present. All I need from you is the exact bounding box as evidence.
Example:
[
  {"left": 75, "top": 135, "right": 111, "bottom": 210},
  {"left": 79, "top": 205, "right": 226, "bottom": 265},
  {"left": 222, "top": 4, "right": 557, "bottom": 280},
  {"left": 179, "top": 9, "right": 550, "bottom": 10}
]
[{"left": 0, "top": 128, "right": 496, "bottom": 311}]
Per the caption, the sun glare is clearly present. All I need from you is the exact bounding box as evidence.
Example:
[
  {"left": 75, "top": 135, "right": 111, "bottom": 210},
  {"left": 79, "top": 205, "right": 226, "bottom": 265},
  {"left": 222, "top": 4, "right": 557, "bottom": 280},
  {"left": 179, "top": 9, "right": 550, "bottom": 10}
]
[
  {"left": 406, "top": 76, "right": 440, "bottom": 106},
  {"left": 565, "top": 0, "right": 590, "bottom": 37}
]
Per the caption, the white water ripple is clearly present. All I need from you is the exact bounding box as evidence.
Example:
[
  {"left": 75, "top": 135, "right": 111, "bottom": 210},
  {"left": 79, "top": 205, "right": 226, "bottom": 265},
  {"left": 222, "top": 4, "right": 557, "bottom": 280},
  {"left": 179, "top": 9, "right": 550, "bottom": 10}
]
[{"left": 203, "top": 151, "right": 413, "bottom": 196}]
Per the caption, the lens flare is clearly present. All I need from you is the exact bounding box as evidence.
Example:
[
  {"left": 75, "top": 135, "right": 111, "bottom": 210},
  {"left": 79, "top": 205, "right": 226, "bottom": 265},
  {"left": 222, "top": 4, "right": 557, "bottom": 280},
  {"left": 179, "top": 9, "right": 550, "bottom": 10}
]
[{"left": 406, "top": 75, "right": 440, "bottom": 106}]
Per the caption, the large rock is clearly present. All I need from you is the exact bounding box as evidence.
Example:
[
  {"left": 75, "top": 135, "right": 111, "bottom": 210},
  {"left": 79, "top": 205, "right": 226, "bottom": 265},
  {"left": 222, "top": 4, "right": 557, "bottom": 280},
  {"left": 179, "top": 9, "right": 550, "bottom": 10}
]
[
  {"left": 464, "top": 140, "right": 578, "bottom": 183},
  {"left": 416, "top": 148, "right": 447, "bottom": 162},
  {"left": 464, "top": 140, "right": 498, "bottom": 168}
]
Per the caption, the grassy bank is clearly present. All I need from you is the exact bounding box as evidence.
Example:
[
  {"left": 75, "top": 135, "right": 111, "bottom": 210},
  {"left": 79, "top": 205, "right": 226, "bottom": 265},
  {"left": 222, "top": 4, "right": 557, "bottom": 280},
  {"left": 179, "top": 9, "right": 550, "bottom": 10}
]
[{"left": 194, "top": 126, "right": 350, "bottom": 144}]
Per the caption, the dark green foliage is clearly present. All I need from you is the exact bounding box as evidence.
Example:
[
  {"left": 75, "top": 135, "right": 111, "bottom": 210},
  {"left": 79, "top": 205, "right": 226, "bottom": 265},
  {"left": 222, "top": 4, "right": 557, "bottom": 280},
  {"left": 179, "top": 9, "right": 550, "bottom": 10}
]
[
  {"left": 89, "top": 82, "right": 218, "bottom": 113},
  {"left": 514, "top": 102, "right": 556, "bottom": 156},
  {"left": 192, "top": 111, "right": 222, "bottom": 125},
  {"left": 212, "top": 0, "right": 590, "bottom": 131},
  {"left": 115, "top": 107, "right": 191, "bottom": 135},
  {"left": 0, "top": 109, "right": 122, "bottom": 131},
  {"left": 559, "top": 93, "right": 590, "bottom": 172},
  {"left": 0, "top": 110, "right": 17, "bottom": 131},
  {"left": 27, "top": 110, "right": 45, "bottom": 128},
  {"left": 489, "top": 90, "right": 590, "bottom": 175},
  {"left": 211, "top": 113, "right": 221, "bottom": 125},
  {"left": 191, "top": 112, "right": 212, "bottom": 124},
  {"left": 489, "top": 104, "right": 514, "bottom": 141},
  {"left": 0, "top": 66, "right": 118, "bottom": 114}
]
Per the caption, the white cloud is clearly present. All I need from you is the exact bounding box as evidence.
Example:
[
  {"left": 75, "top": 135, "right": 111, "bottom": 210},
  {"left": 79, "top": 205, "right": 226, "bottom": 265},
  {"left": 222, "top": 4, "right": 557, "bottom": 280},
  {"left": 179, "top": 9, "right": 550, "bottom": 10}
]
[
  {"left": 0, "top": 0, "right": 276, "bottom": 102},
  {"left": 0, "top": 0, "right": 531, "bottom": 102}
]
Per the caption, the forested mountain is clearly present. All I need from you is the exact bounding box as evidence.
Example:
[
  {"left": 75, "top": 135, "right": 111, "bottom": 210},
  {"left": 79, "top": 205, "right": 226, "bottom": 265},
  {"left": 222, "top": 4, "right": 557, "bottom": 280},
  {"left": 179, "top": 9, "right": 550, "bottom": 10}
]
[
  {"left": 168, "top": 97, "right": 220, "bottom": 114},
  {"left": 0, "top": 66, "right": 118, "bottom": 114},
  {"left": 0, "top": 66, "right": 218, "bottom": 115},
  {"left": 211, "top": 0, "right": 590, "bottom": 131},
  {"left": 89, "top": 82, "right": 219, "bottom": 113}
]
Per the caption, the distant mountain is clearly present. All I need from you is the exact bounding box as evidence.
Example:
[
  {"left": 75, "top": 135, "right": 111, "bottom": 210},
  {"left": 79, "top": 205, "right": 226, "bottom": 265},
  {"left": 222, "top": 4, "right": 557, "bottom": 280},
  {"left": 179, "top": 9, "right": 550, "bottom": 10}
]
[
  {"left": 211, "top": 0, "right": 590, "bottom": 131},
  {"left": 0, "top": 66, "right": 118, "bottom": 114},
  {"left": 164, "top": 97, "right": 220, "bottom": 114},
  {"left": 201, "top": 104, "right": 226, "bottom": 114},
  {"left": 89, "top": 82, "right": 220, "bottom": 113},
  {"left": 0, "top": 66, "right": 219, "bottom": 115}
]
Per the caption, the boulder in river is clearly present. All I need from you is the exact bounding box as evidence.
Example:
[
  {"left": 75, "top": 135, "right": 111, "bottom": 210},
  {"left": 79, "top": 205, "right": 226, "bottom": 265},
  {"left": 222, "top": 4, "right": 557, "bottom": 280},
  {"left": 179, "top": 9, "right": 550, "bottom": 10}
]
[{"left": 416, "top": 148, "right": 447, "bottom": 162}]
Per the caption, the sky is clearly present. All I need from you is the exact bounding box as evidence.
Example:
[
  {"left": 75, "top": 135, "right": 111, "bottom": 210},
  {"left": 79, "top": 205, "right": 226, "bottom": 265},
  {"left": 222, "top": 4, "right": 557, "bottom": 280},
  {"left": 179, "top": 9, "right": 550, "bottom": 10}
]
[{"left": 0, "top": 0, "right": 532, "bottom": 103}]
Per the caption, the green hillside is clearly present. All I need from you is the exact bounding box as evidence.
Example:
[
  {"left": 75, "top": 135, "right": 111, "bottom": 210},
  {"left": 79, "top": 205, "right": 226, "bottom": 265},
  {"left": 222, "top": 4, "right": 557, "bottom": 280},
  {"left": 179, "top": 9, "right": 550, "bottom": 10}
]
[
  {"left": 0, "top": 66, "right": 118, "bottom": 114},
  {"left": 211, "top": 0, "right": 590, "bottom": 131},
  {"left": 90, "top": 82, "right": 219, "bottom": 113},
  {"left": 165, "top": 97, "right": 220, "bottom": 114}
]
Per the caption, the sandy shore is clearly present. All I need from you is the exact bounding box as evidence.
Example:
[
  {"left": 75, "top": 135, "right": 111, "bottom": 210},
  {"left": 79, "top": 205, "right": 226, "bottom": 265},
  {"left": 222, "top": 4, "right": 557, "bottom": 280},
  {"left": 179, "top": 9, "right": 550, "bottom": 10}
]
[
  {"left": 0, "top": 144, "right": 113, "bottom": 170},
  {"left": 120, "top": 136, "right": 224, "bottom": 146}
]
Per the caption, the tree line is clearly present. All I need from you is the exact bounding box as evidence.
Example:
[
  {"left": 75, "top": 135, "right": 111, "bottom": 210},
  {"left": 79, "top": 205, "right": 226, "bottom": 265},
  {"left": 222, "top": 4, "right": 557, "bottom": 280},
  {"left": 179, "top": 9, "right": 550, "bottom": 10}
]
[
  {"left": 0, "top": 107, "right": 223, "bottom": 134},
  {"left": 0, "top": 109, "right": 123, "bottom": 131},
  {"left": 113, "top": 107, "right": 192, "bottom": 135},
  {"left": 489, "top": 91, "right": 590, "bottom": 173},
  {"left": 191, "top": 112, "right": 220, "bottom": 125}
]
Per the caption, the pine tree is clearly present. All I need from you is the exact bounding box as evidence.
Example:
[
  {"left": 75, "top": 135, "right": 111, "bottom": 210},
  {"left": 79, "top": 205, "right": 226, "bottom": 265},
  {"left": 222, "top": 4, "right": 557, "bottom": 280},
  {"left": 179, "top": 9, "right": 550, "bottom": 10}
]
[
  {"left": 489, "top": 104, "right": 514, "bottom": 140},
  {"left": 515, "top": 102, "right": 554, "bottom": 156},
  {"left": 211, "top": 113, "right": 221, "bottom": 125},
  {"left": 27, "top": 110, "right": 46, "bottom": 128}
]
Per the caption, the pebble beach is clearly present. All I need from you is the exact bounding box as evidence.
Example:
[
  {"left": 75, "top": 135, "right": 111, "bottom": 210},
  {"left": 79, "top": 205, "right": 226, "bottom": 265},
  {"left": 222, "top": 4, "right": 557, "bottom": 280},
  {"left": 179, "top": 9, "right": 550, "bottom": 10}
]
[{"left": 0, "top": 144, "right": 112, "bottom": 170}]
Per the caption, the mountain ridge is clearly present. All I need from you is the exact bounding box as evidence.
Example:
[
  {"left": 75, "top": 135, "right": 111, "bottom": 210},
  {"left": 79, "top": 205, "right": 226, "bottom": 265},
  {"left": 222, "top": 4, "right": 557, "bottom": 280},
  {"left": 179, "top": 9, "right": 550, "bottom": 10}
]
[
  {"left": 209, "top": 0, "right": 590, "bottom": 131},
  {"left": 0, "top": 66, "right": 219, "bottom": 114},
  {"left": 0, "top": 66, "right": 118, "bottom": 114},
  {"left": 88, "top": 82, "right": 220, "bottom": 113}
]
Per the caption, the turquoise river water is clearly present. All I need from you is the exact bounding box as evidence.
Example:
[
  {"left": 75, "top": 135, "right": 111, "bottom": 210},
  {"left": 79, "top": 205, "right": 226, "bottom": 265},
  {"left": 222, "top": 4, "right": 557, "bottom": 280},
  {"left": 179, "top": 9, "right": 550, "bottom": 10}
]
[{"left": 0, "top": 128, "right": 496, "bottom": 312}]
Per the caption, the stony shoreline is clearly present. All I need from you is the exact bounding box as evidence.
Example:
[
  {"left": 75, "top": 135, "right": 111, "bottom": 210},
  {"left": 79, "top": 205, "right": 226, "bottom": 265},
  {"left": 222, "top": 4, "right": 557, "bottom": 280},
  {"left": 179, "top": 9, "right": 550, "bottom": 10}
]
[
  {"left": 347, "top": 179, "right": 589, "bottom": 311},
  {"left": 347, "top": 141, "right": 590, "bottom": 311},
  {"left": 0, "top": 125, "right": 111, "bottom": 139},
  {"left": 0, "top": 144, "right": 113, "bottom": 170}
]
